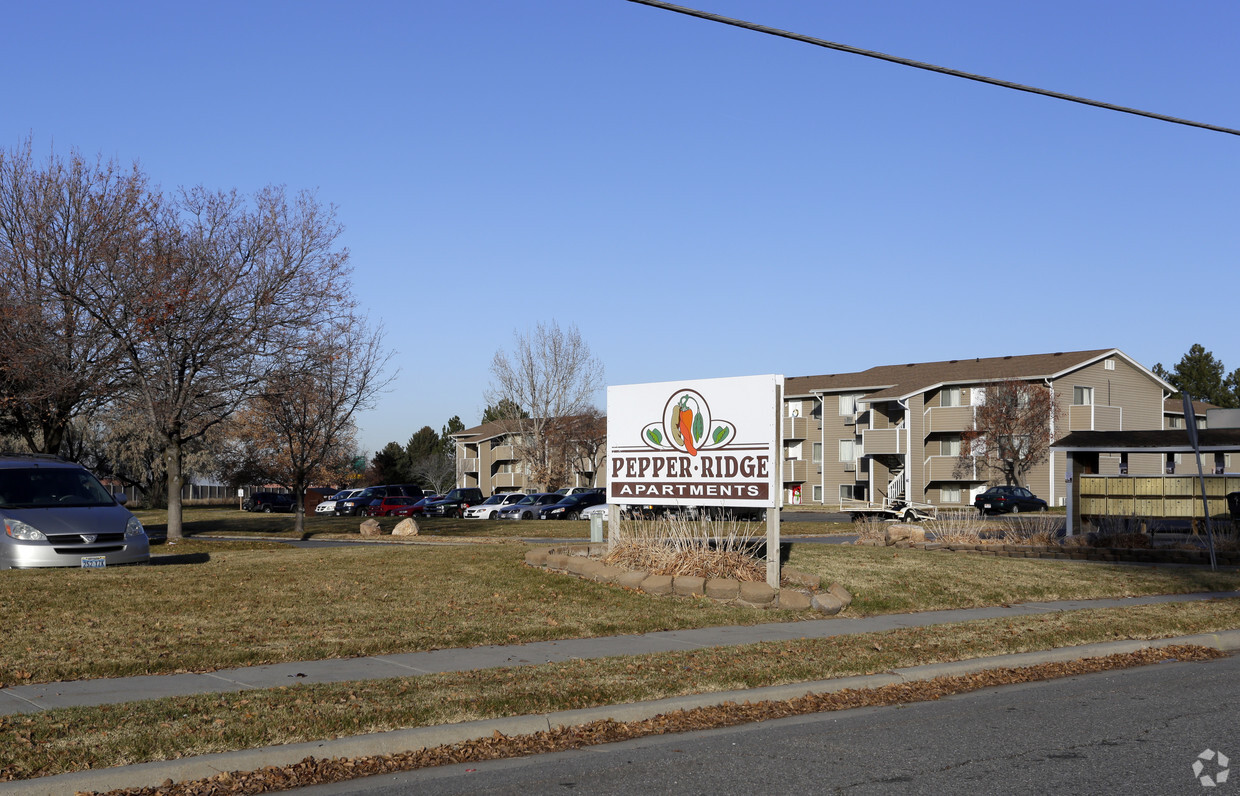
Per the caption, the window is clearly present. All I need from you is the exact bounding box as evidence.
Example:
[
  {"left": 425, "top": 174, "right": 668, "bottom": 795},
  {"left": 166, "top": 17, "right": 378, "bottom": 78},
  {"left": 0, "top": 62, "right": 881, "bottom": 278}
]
[
  {"left": 940, "top": 435, "right": 961, "bottom": 457},
  {"left": 786, "top": 401, "right": 802, "bottom": 418},
  {"left": 840, "top": 484, "right": 854, "bottom": 501},
  {"left": 839, "top": 439, "right": 855, "bottom": 463},
  {"left": 941, "top": 387, "right": 962, "bottom": 407},
  {"left": 1104, "top": 359, "right": 1116, "bottom": 371},
  {"left": 940, "top": 485, "right": 961, "bottom": 503},
  {"left": 839, "top": 393, "right": 863, "bottom": 415},
  {"left": 1168, "top": 416, "right": 1185, "bottom": 429},
  {"left": 812, "top": 484, "right": 823, "bottom": 502},
  {"left": 811, "top": 442, "right": 822, "bottom": 464},
  {"left": 1073, "top": 386, "right": 1093, "bottom": 406}
]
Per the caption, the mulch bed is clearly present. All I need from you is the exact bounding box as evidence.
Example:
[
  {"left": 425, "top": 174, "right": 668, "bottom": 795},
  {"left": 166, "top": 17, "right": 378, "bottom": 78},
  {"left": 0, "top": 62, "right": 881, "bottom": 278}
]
[{"left": 92, "top": 644, "right": 1224, "bottom": 795}]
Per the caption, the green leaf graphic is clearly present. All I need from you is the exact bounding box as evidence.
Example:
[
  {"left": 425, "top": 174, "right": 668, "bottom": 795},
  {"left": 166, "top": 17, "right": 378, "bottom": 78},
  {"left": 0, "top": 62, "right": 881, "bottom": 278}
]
[
  {"left": 647, "top": 429, "right": 662, "bottom": 445},
  {"left": 692, "top": 411, "right": 704, "bottom": 442},
  {"left": 712, "top": 426, "right": 729, "bottom": 444}
]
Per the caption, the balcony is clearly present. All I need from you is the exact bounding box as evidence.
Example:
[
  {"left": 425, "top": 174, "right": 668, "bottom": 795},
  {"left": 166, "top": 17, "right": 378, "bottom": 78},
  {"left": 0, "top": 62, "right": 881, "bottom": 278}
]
[
  {"left": 782, "top": 459, "right": 809, "bottom": 483},
  {"left": 924, "top": 455, "right": 981, "bottom": 482},
  {"left": 924, "top": 405, "right": 974, "bottom": 434},
  {"left": 783, "top": 416, "right": 811, "bottom": 440},
  {"left": 490, "top": 445, "right": 516, "bottom": 460},
  {"left": 1068, "top": 404, "right": 1123, "bottom": 432},
  {"left": 491, "top": 473, "right": 524, "bottom": 489},
  {"left": 459, "top": 457, "right": 479, "bottom": 474},
  {"left": 861, "top": 427, "right": 905, "bottom": 455}
]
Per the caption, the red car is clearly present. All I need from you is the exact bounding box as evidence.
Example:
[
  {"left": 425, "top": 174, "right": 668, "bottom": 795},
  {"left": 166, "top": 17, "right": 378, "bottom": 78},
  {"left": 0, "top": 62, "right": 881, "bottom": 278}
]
[
  {"left": 388, "top": 496, "right": 439, "bottom": 517},
  {"left": 361, "top": 496, "right": 420, "bottom": 517}
]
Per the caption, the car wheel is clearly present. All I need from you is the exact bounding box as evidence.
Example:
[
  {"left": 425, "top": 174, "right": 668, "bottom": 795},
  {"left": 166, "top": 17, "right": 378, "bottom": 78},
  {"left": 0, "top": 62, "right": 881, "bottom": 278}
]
[
  {"left": 567, "top": 511, "right": 580, "bottom": 521},
  {"left": 263, "top": 505, "right": 273, "bottom": 513},
  {"left": 1038, "top": 505, "right": 1048, "bottom": 512},
  {"left": 488, "top": 510, "right": 498, "bottom": 520},
  {"left": 1011, "top": 505, "right": 1020, "bottom": 514},
  {"left": 522, "top": 511, "right": 533, "bottom": 520}
]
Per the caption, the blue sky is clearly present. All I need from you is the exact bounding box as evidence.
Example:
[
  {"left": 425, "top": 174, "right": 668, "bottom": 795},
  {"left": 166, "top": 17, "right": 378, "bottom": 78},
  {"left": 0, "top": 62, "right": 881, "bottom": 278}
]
[{"left": 6, "top": 1, "right": 1238, "bottom": 455}]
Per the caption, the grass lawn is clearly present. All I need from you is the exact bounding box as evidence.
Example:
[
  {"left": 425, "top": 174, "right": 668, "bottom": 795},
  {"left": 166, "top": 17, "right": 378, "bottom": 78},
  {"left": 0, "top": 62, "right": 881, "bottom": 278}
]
[
  {"left": 3, "top": 598, "right": 1237, "bottom": 781},
  {"left": 133, "top": 505, "right": 853, "bottom": 540}
]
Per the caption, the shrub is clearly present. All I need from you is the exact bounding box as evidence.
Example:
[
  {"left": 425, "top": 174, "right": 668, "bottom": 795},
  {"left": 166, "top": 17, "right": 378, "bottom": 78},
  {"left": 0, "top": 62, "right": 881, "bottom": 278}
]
[{"left": 604, "top": 514, "right": 765, "bottom": 582}]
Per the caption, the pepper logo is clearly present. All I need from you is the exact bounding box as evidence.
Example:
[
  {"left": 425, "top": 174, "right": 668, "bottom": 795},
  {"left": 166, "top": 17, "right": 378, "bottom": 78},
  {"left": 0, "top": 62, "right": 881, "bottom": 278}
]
[{"left": 640, "top": 389, "right": 736, "bottom": 456}]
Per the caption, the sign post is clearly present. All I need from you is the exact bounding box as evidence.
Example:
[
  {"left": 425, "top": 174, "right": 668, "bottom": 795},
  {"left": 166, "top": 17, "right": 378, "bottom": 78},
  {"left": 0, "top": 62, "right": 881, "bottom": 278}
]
[{"left": 607, "top": 374, "right": 784, "bottom": 586}]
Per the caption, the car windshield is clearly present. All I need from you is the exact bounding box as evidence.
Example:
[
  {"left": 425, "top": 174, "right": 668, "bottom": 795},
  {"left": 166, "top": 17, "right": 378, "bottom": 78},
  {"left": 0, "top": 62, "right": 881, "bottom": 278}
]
[
  {"left": 0, "top": 467, "right": 116, "bottom": 509},
  {"left": 480, "top": 494, "right": 506, "bottom": 505}
]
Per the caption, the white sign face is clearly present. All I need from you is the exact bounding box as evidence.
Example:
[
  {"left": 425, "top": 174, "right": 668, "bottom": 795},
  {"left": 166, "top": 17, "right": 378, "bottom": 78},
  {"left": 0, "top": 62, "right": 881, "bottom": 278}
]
[{"left": 607, "top": 374, "right": 782, "bottom": 509}]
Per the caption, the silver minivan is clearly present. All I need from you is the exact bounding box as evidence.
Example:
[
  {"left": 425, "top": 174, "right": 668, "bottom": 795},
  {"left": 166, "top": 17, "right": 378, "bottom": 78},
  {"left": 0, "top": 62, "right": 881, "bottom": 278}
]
[{"left": 0, "top": 455, "right": 149, "bottom": 569}]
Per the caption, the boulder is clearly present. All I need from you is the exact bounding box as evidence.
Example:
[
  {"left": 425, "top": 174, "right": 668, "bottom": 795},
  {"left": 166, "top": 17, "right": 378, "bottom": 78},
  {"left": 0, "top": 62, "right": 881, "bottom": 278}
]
[
  {"left": 781, "top": 567, "right": 822, "bottom": 590},
  {"left": 827, "top": 581, "right": 853, "bottom": 607},
  {"left": 392, "top": 518, "right": 420, "bottom": 537},
  {"left": 360, "top": 518, "right": 382, "bottom": 537},
  {"left": 738, "top": 581, "right": 776, "bottom": 607},
  {"left": 812, "top": 592, "right": 845, "bottom": 615},
  {"left": 777, "top": 590, "right": 812, "bottom": 611},
  {"left": 885, "top": 524, "right": 924, "bottom": 545},
  {"left": 640, "top": 574, "right": 674, "bottom": 595},
  {"left": 704, "top": 578, "right": 740, "bottom": 600},
  {"left": 524, "top": 549, "right": 550, "bottom": 567}
]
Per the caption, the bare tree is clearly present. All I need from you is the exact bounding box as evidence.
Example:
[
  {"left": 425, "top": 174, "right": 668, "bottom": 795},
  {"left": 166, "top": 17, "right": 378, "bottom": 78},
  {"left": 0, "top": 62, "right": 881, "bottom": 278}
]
[
  {"left": 959, "top": 380, "right": 1060, "bottom": 488},
  {"left": 67, "top": 184, "right": 351, "bottom": 540},
  {"left": 487, "top": 321, "right": 603, "bottom": 491},
  {"left": 0, "top": 141, "right": 141, "bottom": 453},
  {"left": 411, "top": 453, "right": 456, "bottom": 496},
  {"left": 548, "top": 407, "right": 607, "bottom": 488},
  {"left": 220, "top": 320, "right": 389, "bottom": 535}
]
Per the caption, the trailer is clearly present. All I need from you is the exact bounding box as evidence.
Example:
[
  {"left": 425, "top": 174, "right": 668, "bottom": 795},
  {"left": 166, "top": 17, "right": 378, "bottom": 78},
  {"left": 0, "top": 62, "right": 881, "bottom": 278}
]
[{"left": 838, "top": 497, "right": 937, "bottom": 522}]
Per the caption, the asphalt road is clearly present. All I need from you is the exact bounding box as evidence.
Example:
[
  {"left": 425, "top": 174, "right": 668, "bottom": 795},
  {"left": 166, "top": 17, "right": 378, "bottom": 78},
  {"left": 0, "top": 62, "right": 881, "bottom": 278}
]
[{"left": 294, "top": 652, "right": 1240, "bottom": 795}]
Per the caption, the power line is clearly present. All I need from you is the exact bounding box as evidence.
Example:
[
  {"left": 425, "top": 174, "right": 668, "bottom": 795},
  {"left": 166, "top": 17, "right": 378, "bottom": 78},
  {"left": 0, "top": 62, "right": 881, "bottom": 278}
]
[{"left": 626, "top": 0, "right": 1240, "bottom": 138}]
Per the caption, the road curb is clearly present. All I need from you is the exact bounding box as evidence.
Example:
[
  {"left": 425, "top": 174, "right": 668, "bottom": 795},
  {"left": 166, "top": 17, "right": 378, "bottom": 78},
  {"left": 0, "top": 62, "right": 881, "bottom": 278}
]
[{"left": 13, "top": 629, "right": 1240, "bottom": 796}]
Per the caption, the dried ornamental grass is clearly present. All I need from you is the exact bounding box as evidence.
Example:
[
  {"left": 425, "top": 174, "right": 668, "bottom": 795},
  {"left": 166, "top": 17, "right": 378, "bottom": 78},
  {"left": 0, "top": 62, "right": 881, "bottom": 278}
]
[
  {"left": 851, "top": 517, "right": 890, "bottom": 543},
  {"left": 604, "top": 515, "right": 766, "bottom": 582},
  {"left": 923, "top": 509, "right": 989, "bottom": 545},
  {"left": 1005, "top": 512, "right": 1065, "bottom": 545}
]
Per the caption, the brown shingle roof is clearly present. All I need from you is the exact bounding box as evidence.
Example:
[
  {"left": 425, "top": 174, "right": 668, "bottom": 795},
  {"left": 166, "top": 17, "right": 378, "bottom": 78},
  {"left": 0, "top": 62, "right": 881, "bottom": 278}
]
[{"left": 785, "top": 349, "right": 1126, "bottom": 401}]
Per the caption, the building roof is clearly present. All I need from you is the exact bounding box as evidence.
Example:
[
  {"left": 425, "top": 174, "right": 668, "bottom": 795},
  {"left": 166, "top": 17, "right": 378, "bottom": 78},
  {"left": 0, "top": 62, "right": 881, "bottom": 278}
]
[
  {"left": 1052, "top": 428, "right": 1240, "bottom": 453},
  {"left": 450, "top": 419, "right": 520, "bottom": 444},
  {"left": 784, "top": 349, "right": 1170, "bottom": 402},
  {"left": 1164, "top": 398, "right": 1218, "bottom": 415}
]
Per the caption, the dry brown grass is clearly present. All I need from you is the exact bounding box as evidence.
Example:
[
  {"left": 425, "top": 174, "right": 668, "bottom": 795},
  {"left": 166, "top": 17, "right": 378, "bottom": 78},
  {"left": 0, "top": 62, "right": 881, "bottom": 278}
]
[
  {"left": 851, "top": 517, "right": 891, "bottom": 543},
  {"left": 603, "top": 515, "right": 765, "bottom": 582},
  {"left": 923, "top": 509, "right": 989, "bottom": 545},
  {"left": 1005, "top": 512, "right": 1065, "bottom": 545}
]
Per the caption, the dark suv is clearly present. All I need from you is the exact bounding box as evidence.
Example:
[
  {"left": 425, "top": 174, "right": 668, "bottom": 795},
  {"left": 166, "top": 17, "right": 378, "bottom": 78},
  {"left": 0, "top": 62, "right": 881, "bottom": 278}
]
[
  {"left": 244, "top": 492, "right": 296, "bottom": 513},
  {"left": 423, "top": 487, "right": 485, "bottom": 518}
]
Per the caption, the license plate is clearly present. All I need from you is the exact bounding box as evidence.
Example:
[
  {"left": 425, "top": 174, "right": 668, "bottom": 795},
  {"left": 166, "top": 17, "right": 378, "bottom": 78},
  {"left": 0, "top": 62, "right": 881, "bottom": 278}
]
[
  {"left": 81, "top": 556, "right": 107, "bottom": 569},
  {"left": 983, "top": 503, "right": 992, "bottom": 509}
]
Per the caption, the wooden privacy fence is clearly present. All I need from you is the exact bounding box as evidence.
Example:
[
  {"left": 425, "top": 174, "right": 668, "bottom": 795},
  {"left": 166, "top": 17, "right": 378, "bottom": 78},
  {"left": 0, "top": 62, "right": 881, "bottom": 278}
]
[{"left": 1078, "top": 475, "right": 1240, "bottom": 519}]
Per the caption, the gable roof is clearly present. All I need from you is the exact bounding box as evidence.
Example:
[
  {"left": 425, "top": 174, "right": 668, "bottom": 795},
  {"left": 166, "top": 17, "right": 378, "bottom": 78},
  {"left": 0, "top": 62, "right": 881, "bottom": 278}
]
[{"left": 785, "top": 349, "right": 1171, "bottom": 403}]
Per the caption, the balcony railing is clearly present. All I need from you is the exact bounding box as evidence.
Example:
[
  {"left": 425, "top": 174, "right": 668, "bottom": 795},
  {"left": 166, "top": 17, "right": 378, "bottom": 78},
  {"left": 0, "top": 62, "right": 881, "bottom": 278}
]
[
  {"left": 782, "top": 459, "right": 809, "bottom": 483},
  {"left": 490, "top": 445, "right": 516, "bottom": 460},
  {"left": 491, "top": 473, "right": 525, "bottom": 489},
  {"left": 924, "top": 455, "right": 981, "bottom": 482},
  {"left": 459, "top": 457, "right": 479, "bottom": 474},
  {"left": 1068, "top": 404, "right": 1123, "bottom": 432},
  {"left": 782, "top": 416, "right": 811, "bottom": 440},
  {"left": 924, "top": 405, "right": 974, "bottom": 434},
  {"left": 861, "top": 427, "right": 904, "bottom": 455}
]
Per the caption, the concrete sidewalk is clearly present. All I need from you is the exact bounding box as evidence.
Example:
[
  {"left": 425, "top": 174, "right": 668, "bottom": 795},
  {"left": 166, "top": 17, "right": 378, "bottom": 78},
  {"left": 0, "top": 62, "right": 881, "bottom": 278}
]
[
  {"left": 5, "top": 591, "right": 1239, "bottom": 796},
  {"left": 3, "top": 590, "right": 1238, "bottom": 717}
]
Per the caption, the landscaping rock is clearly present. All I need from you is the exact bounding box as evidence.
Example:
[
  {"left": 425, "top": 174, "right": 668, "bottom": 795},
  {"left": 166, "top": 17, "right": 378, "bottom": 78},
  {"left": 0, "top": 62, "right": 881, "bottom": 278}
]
[
  {"left": 360, "top": 518, "right": 382, "bottom": 537},
  {"left": 567, "top": 557, "right": 595, "bottom": 577},
  {"left": 640, "top": 574, "right": 674, "bottom": 595},
  {"left": 593, "top": 564, "right": 624, "bottom": 583},
  {"left": 827, "top": 581, "right": 853, "bottom": 607},
  {"left": 545, "top": 553, "right": 571, "bottom": 570},
  {"left": 738, "top": 581, "right": 776, "bottom": 607},
  {"left": 673, "top": 575, "right": 706, "bottom": 596},
  {"left": 813, "top": 592, "right": 845, "bottom": 615},
  {"left": 704, "top": 578, "right": 740, "bottom": 600},
  {"left": 885, "top": 525, "right": 924, "bottom": 545},
  {"left": 778, "top": 590, "right": 812, "bottom": 611},
  {"left": 524, "top": 549, "right": 549, "bottom": 567},
  {"left": 392, "top": 518, "right": 420, "bottom": 537},
  {"left": 615, "top": 570, "right": 649, "bottom": 590},
  {"left": 781, "top": 567, "right": 821, "bottom": 590}
]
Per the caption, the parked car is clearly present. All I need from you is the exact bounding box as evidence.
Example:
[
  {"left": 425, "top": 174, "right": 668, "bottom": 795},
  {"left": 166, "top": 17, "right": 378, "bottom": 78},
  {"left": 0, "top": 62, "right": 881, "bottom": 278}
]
[
  {"left": 316, "top": 488, "right": 361, "bottom": 515},
  {"left": 389, "top": 495, "right": 439, "bottom": 517},
  {"left": 422, "top": 487, "right": 485, "bottom": 518},
  {"left": 244, "top": 492, "right": 296, "bottom": 513},
  {"left": 538, "top": 491, "right": 606, "bottom": 520},
  {"left": 335, "top": 486, "right": 388, "bottom": 516},
  {"left": 553, "top": 487, "right": 604, "bottom": 496},
  {"left": 463, "top": 492, "right": 526, "bottom": 519},
  {"left": 0, "top": 454, "right": 149, "bottom": 569},
  {"left": 974, "top": 486, "right": 1048, "bottom": 514},
  {"left": 498, "top": 492, "right": 563, "bottom": 520},
  {"left": 580, "top": 503, "right": 609, "bottom": 521},
  {"left": 361, "top": 496, "right": 421, "bottom": 517}
]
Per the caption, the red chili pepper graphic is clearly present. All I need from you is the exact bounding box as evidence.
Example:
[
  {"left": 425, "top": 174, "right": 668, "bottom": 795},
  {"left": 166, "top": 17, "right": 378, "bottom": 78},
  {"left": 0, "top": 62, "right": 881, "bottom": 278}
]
[{"left": 678, "top": 402, "right": 697, "bottom": 456}]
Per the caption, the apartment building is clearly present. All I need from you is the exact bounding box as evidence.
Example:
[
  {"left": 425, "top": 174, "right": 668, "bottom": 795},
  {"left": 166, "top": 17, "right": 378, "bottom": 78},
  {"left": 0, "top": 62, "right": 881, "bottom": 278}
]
[
  {"left": 780, "top": 348, "right": 1174, "bottom": 510},
  {"left": 451, "top": 419, "right": 605, "bottom": 496}
]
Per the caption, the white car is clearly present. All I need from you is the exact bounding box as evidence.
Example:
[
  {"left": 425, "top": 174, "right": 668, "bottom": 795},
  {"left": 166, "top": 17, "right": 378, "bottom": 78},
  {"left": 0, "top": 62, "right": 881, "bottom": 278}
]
[
  {"left": 580, "top": 503, "right": 608, "bottom": 521},
  {"left": 463, "top": 492, "right": 526, "bottom": 519},
  {"left": 315, "top": 489, "right": 362, "bottom": 514}
]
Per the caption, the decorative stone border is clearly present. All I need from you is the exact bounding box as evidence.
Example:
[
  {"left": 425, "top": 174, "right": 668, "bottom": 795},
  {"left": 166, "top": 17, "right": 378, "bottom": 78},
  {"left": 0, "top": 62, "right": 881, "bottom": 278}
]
[
  {"left": 859, "top": 524, "right": 1240, "bottom": 566},
  {"left": 524, "top": 545, "right": 853, "bottom": 615}
]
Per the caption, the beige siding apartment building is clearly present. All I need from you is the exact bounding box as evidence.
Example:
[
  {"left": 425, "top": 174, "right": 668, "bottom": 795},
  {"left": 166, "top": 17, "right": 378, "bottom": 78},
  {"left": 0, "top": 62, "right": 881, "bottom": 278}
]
[
  {"left": 781, "top": 348, "right": 1175, "bottom": 510},
  {"left": 452, "top": 348, "right": 1181, "bottom": 508}
]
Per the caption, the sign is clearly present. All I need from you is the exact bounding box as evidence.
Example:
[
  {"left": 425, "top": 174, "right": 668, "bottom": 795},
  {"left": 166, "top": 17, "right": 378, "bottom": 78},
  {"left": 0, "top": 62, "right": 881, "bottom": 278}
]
[{"left": 607, "top": 375, "right": 782, "bottom": 509}]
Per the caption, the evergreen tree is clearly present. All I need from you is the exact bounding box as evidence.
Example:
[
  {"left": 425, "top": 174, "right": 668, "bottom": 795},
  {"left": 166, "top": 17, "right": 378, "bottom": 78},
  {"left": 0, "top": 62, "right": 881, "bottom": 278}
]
[
  {"left": 1153, "top": 344, "right": 1237, "bottom": 408},
  {"left": 481, "top": 399, "right": 527, "bottom": 424}
]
